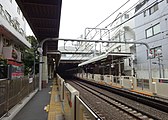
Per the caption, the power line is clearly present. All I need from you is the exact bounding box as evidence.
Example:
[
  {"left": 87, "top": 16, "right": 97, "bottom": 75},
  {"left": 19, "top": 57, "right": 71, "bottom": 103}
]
[
  {"left": 71, "top": 0, "right": 135, "bottom": 59},
  {"left": 73, "top": 1, "right": 139, "bottom": 60},
  {"left": 69, "top": 0, "right": 164, "bottom": 61},
  {"left": 105, "top": 1, "right": 139, "bottom": 28},
  {"left": 102, "top": 0, "right": 164, "bottom": 38},
  {"left": 85, "top": 0, "right": 131, "bottom": 38},
  {"left": 85, "top": 0, "right": 139, "bottom": 40}
]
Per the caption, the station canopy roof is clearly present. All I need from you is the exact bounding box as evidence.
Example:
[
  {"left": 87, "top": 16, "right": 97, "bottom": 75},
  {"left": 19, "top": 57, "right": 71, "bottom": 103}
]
[
  {"left": 16, "top": 0, "right": 62, "bottom": 51},
  {"left": 78, "top": 52, "right": 132, "bottom": 67}
]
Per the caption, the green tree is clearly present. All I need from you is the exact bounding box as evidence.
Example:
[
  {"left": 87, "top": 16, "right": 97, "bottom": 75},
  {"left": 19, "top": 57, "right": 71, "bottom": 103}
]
[{"left": 23, "top": 36, "right": 38, "bottom": 75}]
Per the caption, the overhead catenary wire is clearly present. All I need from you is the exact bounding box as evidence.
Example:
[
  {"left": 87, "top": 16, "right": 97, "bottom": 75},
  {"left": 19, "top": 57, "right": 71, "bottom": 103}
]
[
  {"left": 76, "top": 0, "right": 138, "bottom": 56},
  {"left": 106, "top": 0, "right": 164, "bottom": 36},
  {"left": 69, "top": 0, "right": 139, "bottom": 60},
  {"left": 68, "top": 0, "right": 133, "bottom": 60},
  {"left": 77, "top": 26, "right": 168, "bottom": 62},
  {"left": 85, "top": 0, "right": 131, "bottom": 38},
  {"left": 69, "top": 0, "right": 164, "bottom": 61},
  {"left": 93, "top": 0, "right": 163, "bottom": 45},
  {"left": 105, "top": 0, "right": 139, "bottom": 28},
  {"left": 87, "top": 1, "right": 139, "bottom": 40},
  {"left": 69, "top": 0, "right": 135, "bottom": 61}
]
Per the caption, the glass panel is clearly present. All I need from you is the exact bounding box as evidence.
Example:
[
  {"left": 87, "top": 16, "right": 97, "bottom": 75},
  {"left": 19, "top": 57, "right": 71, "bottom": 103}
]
[
  {"left": 146, "top": 28, "right": 153, "bottom": 38},
  {"left": 154, "top": 4, "right": 158, "bottom": 11},
  {"left": 153, "top": 24, "right": 160, "bottom": 35},
  {"left": 149, "top": 4, "right": 158, "bottom": 15}
]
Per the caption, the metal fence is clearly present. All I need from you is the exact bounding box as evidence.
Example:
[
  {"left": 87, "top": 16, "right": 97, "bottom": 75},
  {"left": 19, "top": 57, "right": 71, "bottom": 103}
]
[
  {"left": 0, "top": 76, "right": 39, "bottom": 117},
  {"left": 137, "top": 79, "right": 149, "bottom": 89}
]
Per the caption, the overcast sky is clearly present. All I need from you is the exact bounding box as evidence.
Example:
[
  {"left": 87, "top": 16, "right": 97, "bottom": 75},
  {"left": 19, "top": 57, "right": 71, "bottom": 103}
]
[
  {"left": 26, "top": 0, "right": 139, "bottom": 44},
  {"left": 59, "top": 0, "right": 139, "bottom": 38}
]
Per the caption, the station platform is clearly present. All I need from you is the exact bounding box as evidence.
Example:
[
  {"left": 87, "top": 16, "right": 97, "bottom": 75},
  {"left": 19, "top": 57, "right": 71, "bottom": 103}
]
[{"left": 2, "top": 79, "right": 63, "bottom": 120}]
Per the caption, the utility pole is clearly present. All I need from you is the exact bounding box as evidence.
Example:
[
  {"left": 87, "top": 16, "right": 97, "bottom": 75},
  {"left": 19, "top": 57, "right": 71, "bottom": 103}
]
[
  {"left": 157, "top": 49, "right": 162, "bottom": 78},
  {"left": 158, "top": 57, "right": 162, "bottom": 78}
]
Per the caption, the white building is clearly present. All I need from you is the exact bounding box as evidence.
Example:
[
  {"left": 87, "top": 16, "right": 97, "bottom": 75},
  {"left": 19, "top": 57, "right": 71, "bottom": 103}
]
[
  {"left": 105, "top": 11, "right": 136, "bottom": 76},
  {"left": 0, "top": 0, "right": 31, "bottom": 62},
  {"left": 134, "top": 0, "right": 168, "bottom": 79}
]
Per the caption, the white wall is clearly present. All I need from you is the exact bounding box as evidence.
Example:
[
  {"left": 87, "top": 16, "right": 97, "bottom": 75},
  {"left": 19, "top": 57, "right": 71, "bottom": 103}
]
[
  {"left": 0, "top": 0, "right": 31, "bottom": 48},
  {"left": 134, "top": 0, "right": 168, "bottom": 79},
  {"left": 1, "top": 0, "right": 26, "bottom": 32}
]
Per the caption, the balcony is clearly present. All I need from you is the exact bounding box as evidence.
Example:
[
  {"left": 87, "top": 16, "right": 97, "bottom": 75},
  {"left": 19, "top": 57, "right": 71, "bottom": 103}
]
[{"left": 0, "top": 5, "right": 31, "bottom": 48}]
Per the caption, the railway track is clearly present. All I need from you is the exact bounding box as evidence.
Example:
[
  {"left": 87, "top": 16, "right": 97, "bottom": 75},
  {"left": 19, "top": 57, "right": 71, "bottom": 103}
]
[
  {"left": 80, "top": 78, "right": 168, "bottom": 113},
  {"left": 67, "top": 80, "right": 168, "bottom": 120}
]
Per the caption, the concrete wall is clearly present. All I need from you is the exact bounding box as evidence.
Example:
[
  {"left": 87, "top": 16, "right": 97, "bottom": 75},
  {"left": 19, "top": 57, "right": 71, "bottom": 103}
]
[
  {"left": 134, "top": 0, "right": 168, "bottom": 79},
  {"left": 0, "top": 0, "right": 31, "bottom": 48},
  {"left": 1, "top": 0, "right": 26, "bottom": 32}
]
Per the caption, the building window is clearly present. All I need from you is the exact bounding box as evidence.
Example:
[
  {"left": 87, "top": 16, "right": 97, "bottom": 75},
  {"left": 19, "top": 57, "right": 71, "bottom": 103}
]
[
  {"left": 146, "top": 28, "right": 153, "bottom": 38},
  {"left": 148, "top": 46, "right": 162, "bottom": 59},
  {"left": 153, "top": 24, "right": 160, "bottom": 35},
  {"left": 124, "top": 14, "right": 129, "bottom": 19},
  {"left": 143, "top": 10, "right": 147, "bottom": 17},
  {"left": 149, "top": 3, "right": 158, "bottom": 15},
  {"left": 17, "top": 7, "right": 20, "bottom": 15},
  {"left": 3, "top": 38, "right": 11, "bottom": 47},
  {"left": 135, "top": 0, "right": 149, "bottom": 12},
  {"left": 22, "top": 14, "right": 24, "bottom": 21},
  {"left": 0, "top": 4, "right": 2, "bottom": 14},
  {"left": 14, "top": 20, "right": 20, "bottom": 30},
  {"left": 4, "top": 10, "right": 11, "bottom": 22},
  {"left": 145, "top": 23, "right": 160, "bottom": 38}
]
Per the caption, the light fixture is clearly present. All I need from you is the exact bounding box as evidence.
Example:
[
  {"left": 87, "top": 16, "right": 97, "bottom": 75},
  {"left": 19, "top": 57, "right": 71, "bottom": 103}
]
[{"left": 37, "top": 47, "right": 43, "bottom": 54}]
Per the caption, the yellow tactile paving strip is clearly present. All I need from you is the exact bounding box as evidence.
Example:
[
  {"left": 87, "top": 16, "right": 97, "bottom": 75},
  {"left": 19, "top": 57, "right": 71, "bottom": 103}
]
[
  {"left": 48, "top": 80, "right": 63, "bottom": 120},
  {"left": 131, "top": 90, "right": 153, "bottom": 96}
]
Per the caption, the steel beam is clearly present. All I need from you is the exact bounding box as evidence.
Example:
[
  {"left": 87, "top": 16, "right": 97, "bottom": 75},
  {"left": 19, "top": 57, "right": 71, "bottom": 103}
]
[{"left": 38, "top": 38, "right": 152, "bottom": 91}]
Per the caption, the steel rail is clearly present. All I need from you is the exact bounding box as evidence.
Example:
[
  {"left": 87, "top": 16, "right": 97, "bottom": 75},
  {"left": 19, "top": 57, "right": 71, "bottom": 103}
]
[
  {"left": 71, "top": 80, "right": 157, "bottom": 120},
  {"left": 80, "top": 78, "right": 168, "bottom": 113}
]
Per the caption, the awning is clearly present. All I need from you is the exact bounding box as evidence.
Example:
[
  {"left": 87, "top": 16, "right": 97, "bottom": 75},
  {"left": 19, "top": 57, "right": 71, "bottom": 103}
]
[
  {"left": 78, "top": 52, "right": 132, "bottom": 67},
  {"left": 16, "top": 0, "right": 62, "bottom": 51}
]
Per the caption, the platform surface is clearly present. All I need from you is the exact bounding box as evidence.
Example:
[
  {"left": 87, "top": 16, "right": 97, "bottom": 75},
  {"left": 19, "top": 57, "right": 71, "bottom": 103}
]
[
  {"left": 13, "top": 83, "right": 52, "bottom": 120},
  {"left": 48, "top": 80, "right": 63, "bottom": 120}
]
